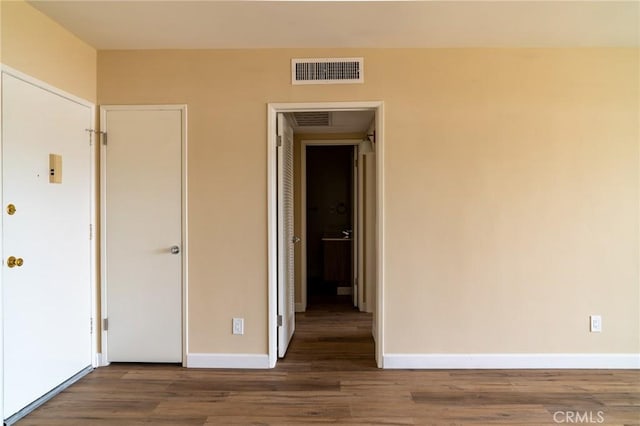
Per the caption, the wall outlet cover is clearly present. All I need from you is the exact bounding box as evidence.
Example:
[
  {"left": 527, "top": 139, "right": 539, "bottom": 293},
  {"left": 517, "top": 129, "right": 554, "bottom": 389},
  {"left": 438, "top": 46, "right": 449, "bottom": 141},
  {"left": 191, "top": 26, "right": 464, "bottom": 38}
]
[
  {"left": 232, "top": 318, "right": 244, "bottom": 335},
  {"left": 590, "top": 315, "right": 602, "bottom": 333}
]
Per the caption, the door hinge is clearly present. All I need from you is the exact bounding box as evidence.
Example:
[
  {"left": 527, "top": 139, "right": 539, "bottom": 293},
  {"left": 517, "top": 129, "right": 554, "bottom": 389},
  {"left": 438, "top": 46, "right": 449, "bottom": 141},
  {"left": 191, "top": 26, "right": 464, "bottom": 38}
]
[
  {"left": 102, "top": 132, "right": 108, "bottom": 146},
  {"left": 89, "top": 224, "right": 93, "bottom": 240},
  {"left": 277, "top": 135, "right": 282, "bottom": 147},
  {"left": 355, "top": 158, "right": 358, "bottom": 168},
  {"left": 90, "top": 318, "right": 93, "bottom": 334},
  {"left": 85, "top": 128, "right": 106, "bottom": 145},
  {"left": 103, "top": 318, "right": 108, "bottom": 331},
  {"left": 85, "top": 128, "right": 95, "bottom": 146},
  {"left": 277, "top": 315, "right": 283, "bottom": 327}
]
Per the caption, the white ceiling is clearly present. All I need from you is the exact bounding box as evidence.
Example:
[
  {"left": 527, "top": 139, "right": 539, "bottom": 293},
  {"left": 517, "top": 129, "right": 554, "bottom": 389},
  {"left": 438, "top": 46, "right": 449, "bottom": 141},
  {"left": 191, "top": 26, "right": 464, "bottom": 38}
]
[{"left": 29, "top": 1, "right": 639, "bottom": 50}]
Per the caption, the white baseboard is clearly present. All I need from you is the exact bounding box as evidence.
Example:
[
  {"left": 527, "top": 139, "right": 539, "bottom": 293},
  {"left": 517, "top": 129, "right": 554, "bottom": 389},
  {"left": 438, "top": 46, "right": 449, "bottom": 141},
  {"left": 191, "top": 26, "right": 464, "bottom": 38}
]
[
  {"left": 295, "top": 303, "right": 306, "bottom": 312},
  {"left": 382, "top": 353, "right": 640, "bottom": 369},
  {"left": 186, "top": 353, "right": 270, "bottom": 369}
]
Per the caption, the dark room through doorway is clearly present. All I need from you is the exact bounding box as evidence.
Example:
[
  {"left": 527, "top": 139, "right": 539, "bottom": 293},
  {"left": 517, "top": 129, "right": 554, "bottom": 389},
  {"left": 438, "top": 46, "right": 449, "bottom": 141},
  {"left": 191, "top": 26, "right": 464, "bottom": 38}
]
[{"left": 306, "top": 145, "right": 355, "bottom": 306}]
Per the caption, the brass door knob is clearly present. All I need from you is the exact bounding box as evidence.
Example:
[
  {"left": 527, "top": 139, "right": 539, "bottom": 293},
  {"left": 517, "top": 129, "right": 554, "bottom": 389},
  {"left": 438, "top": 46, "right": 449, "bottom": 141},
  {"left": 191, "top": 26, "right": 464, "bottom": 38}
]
[
  {"left": 7, "top": 204, "right": 16, "bottom": 215},
  {"left": 7, "top": 256, "right": 23, "bottom": 268}
]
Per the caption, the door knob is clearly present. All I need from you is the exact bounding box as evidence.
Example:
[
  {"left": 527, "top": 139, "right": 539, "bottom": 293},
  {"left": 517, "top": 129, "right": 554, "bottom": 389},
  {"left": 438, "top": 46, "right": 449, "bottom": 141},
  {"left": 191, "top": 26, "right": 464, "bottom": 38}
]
[
  {"left": 170, "top": 245, "right": 180, "bottom": 255},
  {"left": 7, "top": 256, "right": 23, "bottom": 268},
  {"left": 7, "top": 204, "right": 16, "bottom": 215},
  {"left": 292, "top": 236, "right": 301, "bottom": 244}
]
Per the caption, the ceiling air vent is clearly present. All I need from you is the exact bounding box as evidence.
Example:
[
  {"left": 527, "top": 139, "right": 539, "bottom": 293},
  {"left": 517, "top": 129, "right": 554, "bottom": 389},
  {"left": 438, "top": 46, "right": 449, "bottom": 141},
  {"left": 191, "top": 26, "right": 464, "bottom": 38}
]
[
  {"left": 292, "top": 112, "right": 331, "bottom": 127},
  {"left": 292, "top": 58, "right": 364, "bottom": 85}
]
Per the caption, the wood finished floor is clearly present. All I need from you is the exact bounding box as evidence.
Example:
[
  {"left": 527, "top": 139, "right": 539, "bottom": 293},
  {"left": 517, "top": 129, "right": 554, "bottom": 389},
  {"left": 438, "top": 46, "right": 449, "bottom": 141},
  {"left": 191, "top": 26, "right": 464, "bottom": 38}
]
[{"left": 18, "top": 298, "right": 640, "bottom": 425}]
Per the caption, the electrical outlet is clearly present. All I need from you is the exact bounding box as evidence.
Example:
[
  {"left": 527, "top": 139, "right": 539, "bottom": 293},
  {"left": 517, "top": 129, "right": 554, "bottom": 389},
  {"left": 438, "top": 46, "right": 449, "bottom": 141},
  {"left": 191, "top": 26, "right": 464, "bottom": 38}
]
[
  {"left": 590, "top": 315, "right": 602, "bottom": 333},
  {"left": 232, "top": 318, "right": 244, "bottom": 335}
]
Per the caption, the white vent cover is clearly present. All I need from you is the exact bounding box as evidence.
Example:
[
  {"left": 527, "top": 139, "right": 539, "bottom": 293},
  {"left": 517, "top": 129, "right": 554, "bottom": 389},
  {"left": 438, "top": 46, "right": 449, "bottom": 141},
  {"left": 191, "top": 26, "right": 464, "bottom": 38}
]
[
  {"left": 292, "top": 112, "right": 331, "bottom": 127},
  {"left": 292, "top": 58, "right": 364, "bottom": 85}
]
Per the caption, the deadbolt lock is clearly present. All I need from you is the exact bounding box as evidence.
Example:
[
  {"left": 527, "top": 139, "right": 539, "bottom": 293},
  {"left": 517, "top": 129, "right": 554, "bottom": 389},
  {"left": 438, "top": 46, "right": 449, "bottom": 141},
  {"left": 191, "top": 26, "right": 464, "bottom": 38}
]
[
  {"left": 7, "top": 256, "right": 23, "bottom": 268},
  {"left": 7, "top": 204, "right": 16, "bottom": 215}
]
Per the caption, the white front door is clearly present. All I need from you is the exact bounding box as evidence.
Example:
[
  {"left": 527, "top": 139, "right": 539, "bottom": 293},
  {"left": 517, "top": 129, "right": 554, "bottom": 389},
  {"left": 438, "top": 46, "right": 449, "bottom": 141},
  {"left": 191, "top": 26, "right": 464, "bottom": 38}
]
[
  {"left": 101, "top": 106, "right": 184, "bottom": 363},
  {"left": 2, "top": 72, "right": 93, "bottom": 418},
  {"left": 277, "top": 113, "right": 295, "bottom": 357}
]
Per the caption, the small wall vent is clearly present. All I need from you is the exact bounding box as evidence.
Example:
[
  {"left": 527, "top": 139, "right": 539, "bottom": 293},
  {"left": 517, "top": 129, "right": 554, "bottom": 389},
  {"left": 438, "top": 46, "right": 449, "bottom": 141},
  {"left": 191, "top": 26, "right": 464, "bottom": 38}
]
[
  {"left": 292, "top": 112, "right": 331, "bottom": 127},
  {"left": 292, "top": 58, "right": 364, "bottom": 85}
]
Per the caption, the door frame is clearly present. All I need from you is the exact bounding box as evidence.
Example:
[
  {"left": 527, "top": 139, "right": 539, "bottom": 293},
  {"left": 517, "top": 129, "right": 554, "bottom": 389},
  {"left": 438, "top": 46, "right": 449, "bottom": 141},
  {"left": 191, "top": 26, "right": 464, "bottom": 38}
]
[
  {"left": 0, "top": 65, "right": 98, "bottom": 420},
  {"left": 267, "top": 101, "right": 385, "bottom": 368},
  {"left": 99, "top": 104, "right": 188, "bottom": 366},
  {"left": 299, "top": 139, "right": 362, "bottom": 312}
]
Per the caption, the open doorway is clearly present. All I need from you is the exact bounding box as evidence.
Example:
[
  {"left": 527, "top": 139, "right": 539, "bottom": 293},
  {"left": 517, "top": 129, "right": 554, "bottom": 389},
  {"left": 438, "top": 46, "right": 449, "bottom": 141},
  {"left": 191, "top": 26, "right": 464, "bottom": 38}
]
[
  {"left": 267, "top": 102, "right": 384, "bottom": 368},
  {"left": 305, "top": 144, "right": 355, "bottom": 307}
]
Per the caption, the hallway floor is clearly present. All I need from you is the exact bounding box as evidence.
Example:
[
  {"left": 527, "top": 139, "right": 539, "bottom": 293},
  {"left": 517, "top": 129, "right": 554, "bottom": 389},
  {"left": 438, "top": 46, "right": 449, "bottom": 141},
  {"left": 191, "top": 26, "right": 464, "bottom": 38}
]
[
  {"left": 282, "top": 295, "right": 376, "bottom": 372},
  {"left": 16, "top": 301, "right": 640, "bottom": 425}
]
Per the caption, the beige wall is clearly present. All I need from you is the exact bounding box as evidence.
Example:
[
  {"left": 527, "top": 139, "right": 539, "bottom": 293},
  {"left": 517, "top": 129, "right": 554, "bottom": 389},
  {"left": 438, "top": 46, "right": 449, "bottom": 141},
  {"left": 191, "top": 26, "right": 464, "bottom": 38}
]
[
  {"left": 98, "top": 48, "right": 639, "bottom": 356},
  {"left": 0, "top": 1, "right": 3, "bottom": 65},
  {"left": 1, "top": 0, "right": 96, "bottom": 102}
]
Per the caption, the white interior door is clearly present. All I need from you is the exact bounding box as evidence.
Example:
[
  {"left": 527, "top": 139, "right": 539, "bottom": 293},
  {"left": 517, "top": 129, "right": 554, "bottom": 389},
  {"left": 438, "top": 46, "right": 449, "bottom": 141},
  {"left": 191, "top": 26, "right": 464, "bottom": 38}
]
[
  {"left": 102, "top": 106, "right": 183, "bottom": 363},
  {"left": 277, "top": 113, "right": 295, "bottom": 357},
  {"left": 2, "top": 72, "right": 92, "bottom": 418}
]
